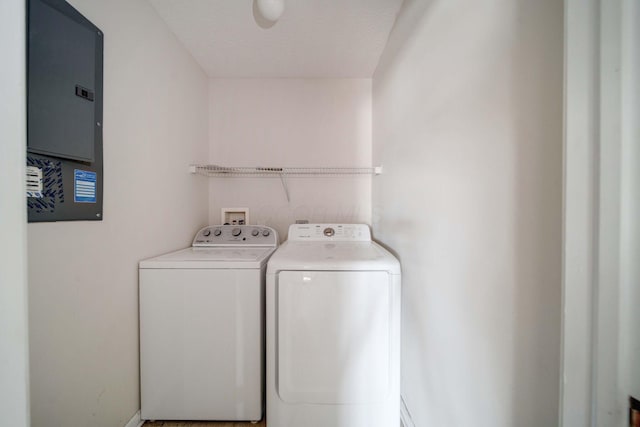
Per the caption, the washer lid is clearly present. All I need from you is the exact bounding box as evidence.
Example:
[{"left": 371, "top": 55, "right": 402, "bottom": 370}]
[
  {"left": 267, "top": 241, "right": 400, "bottom": 274},
  {"left": 139, "top": 247, "right": 275, "bottom": 269}
]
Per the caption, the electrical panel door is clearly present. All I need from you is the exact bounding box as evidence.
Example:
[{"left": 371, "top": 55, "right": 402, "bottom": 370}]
[{"left": 27, "top": 0, "right": 103, "bottom": 222}]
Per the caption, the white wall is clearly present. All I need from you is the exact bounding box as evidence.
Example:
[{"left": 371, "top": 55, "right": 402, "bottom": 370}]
[
  {"left": 0, "top": 0, "right": 30, "bottom": 425},
  {"left": 208, "top": 79, "right": 372, "bottom": 239},
  {"left": 27, "top": 0, "right": 209, "bottom": 425},
  {"left": 372, "top": 1, "right": 563, "bottom": 426}
]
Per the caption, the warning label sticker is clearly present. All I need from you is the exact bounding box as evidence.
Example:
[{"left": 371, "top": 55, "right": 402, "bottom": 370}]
[
  {"left": 74, "top": 170, "right": 97, "bottom": 203},
  {"left": 26, "top": 165, "right": 43, "bottom": 198}
]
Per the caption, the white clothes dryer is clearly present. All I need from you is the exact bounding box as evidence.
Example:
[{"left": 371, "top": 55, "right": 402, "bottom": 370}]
[
  {"left": 139, "top": 225, "right": 277, "bottom": 422},
  {"left": 266, "top": 224, "right": 401, "bottom": 427}
]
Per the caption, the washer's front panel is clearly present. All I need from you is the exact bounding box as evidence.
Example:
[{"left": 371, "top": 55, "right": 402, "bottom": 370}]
[
  {"left": 277, "top": 271, "right": 390, "bottom": 405},
  {"left": 140, "top": 268, "right": 262, "bottom": 421}
]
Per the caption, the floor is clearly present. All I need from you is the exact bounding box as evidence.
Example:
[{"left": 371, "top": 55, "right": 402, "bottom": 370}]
[{"left": 143, "top": 421, "right": 266, "bottom": 427}]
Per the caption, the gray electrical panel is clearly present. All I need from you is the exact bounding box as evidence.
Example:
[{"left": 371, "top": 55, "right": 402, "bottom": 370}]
[{"left": 27, "top": 0, "right": 103, "bottom": 222}]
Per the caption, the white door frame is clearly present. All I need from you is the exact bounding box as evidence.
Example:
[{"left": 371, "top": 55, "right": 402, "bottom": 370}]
[
  {"left": 0, "top": 0, "right": 30, "bottom": 425},
  {"left": 561, "top": 0, "right": 639, "bottom": 426}
]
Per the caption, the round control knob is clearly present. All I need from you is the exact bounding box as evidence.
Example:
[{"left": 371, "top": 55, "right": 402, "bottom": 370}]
[
  {"left": 213, "top": 228, "right": 222, "bottom": 236},
  {"left": 251, "top": 229, "right": 260, "bottom": 237},
  {"left": 203, "top": 229, "right": 211, "bottom": 237},
  {"left": 323, "top": 227, "right": 335, "bottom": 237},
  {"left": 232, "top": 228, "right": 242, "bottom": 237},
  {"left": 262, "top": 229, "right": 270, "bottom": 237}
]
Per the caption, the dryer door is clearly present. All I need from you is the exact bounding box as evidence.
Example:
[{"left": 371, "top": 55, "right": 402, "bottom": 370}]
[{"left": 277, "top": 270, "right": 391, "bottom": 404}]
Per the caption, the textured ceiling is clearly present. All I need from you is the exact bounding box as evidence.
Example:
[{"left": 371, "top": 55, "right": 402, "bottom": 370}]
[{"left": 147, "top": 0, "right": 403, "bottom": 78}]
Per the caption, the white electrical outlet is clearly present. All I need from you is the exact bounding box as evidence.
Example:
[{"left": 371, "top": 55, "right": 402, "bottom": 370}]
[{"left": 221, "top": 208, "right": 249, "bottom": 225}]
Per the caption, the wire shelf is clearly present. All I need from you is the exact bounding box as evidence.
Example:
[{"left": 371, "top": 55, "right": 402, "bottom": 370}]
[
  {"left": 189, "top": 164, "right": 382, "bottom": 202},
  {"left": 189, "top": 164, "right": 382, "bottom": 177}
]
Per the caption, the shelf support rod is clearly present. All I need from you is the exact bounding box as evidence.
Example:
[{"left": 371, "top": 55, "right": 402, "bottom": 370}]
[{"left": 279, "top": 173, "right": 290, "bottom": 203}]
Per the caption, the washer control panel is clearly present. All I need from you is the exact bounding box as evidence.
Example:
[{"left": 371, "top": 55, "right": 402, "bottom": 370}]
[
  {"left": 288, "top": 224, "right": 371, "bottom": 242},
  {"left": 193, "top": 225, "right": 278, "bottom": 247}
]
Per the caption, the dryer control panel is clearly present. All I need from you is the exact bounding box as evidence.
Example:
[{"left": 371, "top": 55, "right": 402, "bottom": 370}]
[
  {"left": 288, "top": 224, "right": 371, "bottom": 242},
  {"left": 193, "top": 225, "right": 278, "bottom": 247}
]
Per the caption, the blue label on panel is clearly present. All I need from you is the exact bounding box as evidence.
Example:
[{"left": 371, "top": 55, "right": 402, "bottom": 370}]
[{"left": 74, "top": 169, "right": 97, "bottom": 203}]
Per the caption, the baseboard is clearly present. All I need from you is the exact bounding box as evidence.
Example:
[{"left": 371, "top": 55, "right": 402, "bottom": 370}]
[
  {"left": 124, "top": 410, "right": 144, "bottom": 427},
  {"left": 400, "top": 395, "right": 415, "bottom": 427},
  {"left": 131, "top": 403, "right": 407, "bottom": 427}
]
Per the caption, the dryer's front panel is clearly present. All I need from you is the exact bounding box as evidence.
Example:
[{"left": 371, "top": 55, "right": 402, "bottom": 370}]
[{"left": 277, "top": 270, "right": 390, "bottom": 405}]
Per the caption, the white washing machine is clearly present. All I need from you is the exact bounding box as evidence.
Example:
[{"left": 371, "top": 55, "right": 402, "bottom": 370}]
[
  {"left": 139, "top": 225, "right": 277, "bottom": 422},
  {"left": 266, "top": 224, "right": 401, "bottom": 427}
]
